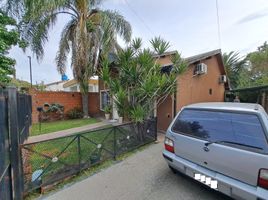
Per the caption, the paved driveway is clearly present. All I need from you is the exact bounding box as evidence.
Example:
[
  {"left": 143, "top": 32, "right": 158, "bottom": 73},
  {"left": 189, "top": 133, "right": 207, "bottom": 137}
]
[{"left": 44, "top": 138, "right": 231, "bottom": 200}]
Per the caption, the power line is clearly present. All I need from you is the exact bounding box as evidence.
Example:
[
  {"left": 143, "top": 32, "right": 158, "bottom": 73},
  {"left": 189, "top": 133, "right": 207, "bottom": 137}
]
[
  {"left": 123, "top": 0, "right": 154, "bottom": 37},
  {"left": 216, "top": 0, "right": 222, "bottom": 48}
]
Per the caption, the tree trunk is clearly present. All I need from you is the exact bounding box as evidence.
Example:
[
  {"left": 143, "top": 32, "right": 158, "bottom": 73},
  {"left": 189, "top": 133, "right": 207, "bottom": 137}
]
[{"left": 82, "top": 93, "right": 89, "bottom": 117}]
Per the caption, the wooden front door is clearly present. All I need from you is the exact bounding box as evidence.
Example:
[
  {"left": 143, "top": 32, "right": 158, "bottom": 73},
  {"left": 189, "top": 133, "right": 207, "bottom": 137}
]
[{"left": 157, "top": 95, "right": 173, "bottom": 132}]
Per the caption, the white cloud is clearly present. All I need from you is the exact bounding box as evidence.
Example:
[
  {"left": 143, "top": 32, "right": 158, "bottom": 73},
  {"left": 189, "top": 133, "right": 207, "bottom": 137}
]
[{"left": 236, "top": 8, "right": 268, "bottom": 24}]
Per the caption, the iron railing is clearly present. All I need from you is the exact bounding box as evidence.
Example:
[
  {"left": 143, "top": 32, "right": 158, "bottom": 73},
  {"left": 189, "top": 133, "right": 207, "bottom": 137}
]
[{"left": 21, "top": 118, "right": 157, "bottom": 193}]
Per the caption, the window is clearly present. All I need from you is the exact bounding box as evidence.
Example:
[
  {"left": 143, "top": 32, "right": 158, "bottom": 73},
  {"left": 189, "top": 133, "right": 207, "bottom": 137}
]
[
  {"left": 161, "top": 64, "right": 173, "bottom": 74},
  {"left": 100, "top": 90, "right": 110, "bottom": 110},
  {"left": 172, "top": 109, "right": 267, "bottom": 150},
  {"left": 70, "top": 86, "right": 78, "bottom": 92},
  {"left": 88, "top": 85, "right": 94, "bottom": 92}
]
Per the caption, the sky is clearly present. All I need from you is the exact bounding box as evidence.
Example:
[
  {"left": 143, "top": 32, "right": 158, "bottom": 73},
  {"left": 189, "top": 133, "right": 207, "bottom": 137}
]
[{"left": 8, "top": 0, "right": 268, "bottom": 84}]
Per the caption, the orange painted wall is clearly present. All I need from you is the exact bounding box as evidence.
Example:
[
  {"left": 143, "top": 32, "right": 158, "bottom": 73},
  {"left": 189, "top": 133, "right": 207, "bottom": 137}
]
[
  {"left": 176, "top": 56, "right": 225, "bottom": 112},
  {"left": 156, "top": 54, "right": 226, "bottom": 131}
]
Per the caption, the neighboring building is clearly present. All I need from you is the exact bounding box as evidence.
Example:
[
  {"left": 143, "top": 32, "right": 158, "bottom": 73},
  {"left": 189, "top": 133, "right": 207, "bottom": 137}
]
[
  {"left": 45, "top": 74, "right": 69, "bottom": 91},
  {"left": 157, "top": 49, "right": 229, "bottom": 131},
  {"left": 99, "top": 49, "right": 228, "bottom": 130},
  {"left": 63, "top": 78, "right": 99, "bottom": 93},
  {"left": 45, "top": 80, "right": 67, "bottom": 91}
]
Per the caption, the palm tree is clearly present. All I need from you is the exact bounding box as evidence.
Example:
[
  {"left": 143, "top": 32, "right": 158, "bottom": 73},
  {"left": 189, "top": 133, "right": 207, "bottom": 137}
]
[
  {"left": 5, "top": 0, "right": 132, "bottom": 117},
  {"left": 223, "top": 51, "right": 247, "bottom": 89}
]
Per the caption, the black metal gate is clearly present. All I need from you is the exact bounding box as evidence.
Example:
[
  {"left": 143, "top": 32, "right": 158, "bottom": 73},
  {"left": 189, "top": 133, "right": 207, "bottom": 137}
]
[
  {"left": 0, "top": 87, "right": 32, "bottom": 200},
  {"left": 0, "top": 89, "right": 12, "bottom": 200}
]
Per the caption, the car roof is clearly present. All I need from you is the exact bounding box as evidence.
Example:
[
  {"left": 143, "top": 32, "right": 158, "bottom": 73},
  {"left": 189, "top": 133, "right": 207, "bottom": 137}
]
[{"left": 184, "top": 102, "right": 266, "bottom": 114}]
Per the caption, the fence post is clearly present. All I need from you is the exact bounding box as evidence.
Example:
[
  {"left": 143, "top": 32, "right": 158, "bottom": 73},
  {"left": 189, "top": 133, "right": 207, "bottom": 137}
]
[
  {"left": 7, "top": 87, "right": 24, "bottom": 200},
  {"left": 77, "top": 135, "right": 81, "bottom": 171},
  {"left": 113, "top": 126, "right": 116, "bottom": 160}
]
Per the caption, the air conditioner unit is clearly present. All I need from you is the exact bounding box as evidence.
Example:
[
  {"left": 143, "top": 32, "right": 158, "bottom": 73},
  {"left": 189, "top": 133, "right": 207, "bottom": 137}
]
[
  {"left": 194, "top": 63, "right": 207, "bottom": 75},
  {"left": 219, "top": 75, "right": 227, "bottom": 83}
]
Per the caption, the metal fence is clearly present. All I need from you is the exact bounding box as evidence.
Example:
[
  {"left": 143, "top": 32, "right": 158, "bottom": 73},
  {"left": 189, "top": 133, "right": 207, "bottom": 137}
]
[
  {"left": 0, "top": 87, "right": 32, "bottom": 200},
  {"left": 17, "top": 93, "right": 32, "bottom": 143},
  {"left": 0, "top": 89, "right": 12, "bottom": 200},
  {"left": 21, "top": 118, "right": 157, "bottom": 193}
]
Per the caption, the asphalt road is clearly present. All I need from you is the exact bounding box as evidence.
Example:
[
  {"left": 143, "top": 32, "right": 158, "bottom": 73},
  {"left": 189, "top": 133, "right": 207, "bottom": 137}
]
[{"left": 44, "top": 137, "right": 231, "bottom": 200}]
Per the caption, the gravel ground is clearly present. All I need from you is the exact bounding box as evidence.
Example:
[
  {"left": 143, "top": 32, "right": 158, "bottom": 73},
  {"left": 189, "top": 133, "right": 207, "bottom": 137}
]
[{"left": 44, "top": 138, "right": 231, "bottom": 200}]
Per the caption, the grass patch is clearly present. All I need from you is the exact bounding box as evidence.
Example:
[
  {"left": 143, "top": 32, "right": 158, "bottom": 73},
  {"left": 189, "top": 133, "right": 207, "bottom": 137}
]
[
  {"left": 27, "top": 127, "right": 145, "bottom": 173},
  {"left": 23, "top": 125, "right": 156, "bottom": 200},
  {"left": 30, "top": 118, "right": 100, "bottom": 136},
  {"left": 25, "top": 142, "right": 155, "bottom": 200}
]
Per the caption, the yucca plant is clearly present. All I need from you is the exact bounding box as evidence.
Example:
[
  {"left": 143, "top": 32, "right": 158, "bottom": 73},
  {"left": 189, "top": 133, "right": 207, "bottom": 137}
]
[
  {"left": 130, "top": 104, "right": 146, "bottom": 141},
  {"left": 5, "top": 0, "right": 132, "bottom": 117},
  {"left": 114, "top": 87, "right": 127, "bottom": 118},
  {"left": 101, "top": 37, "right": 187, "bottom": 127}
]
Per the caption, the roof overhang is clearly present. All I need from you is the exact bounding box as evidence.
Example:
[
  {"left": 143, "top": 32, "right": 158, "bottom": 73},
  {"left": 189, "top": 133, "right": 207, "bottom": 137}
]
[{"left": 63, "top": 79, "right": 98, "bottom": 88}]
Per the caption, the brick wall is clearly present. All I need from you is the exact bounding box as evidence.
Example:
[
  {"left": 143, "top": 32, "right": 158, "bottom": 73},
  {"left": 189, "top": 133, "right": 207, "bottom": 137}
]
[{"left": 29, "top": 89, "right": 101, "bottom": 123}]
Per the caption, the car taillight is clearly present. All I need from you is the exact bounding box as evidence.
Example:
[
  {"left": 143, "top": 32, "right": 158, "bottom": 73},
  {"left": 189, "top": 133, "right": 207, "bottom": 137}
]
[
  {"left": 258, "top": 169, "right": 268, "bottom": 190},
  {"left": 164, "top": 137, "right": 174, "bottom": 153}
]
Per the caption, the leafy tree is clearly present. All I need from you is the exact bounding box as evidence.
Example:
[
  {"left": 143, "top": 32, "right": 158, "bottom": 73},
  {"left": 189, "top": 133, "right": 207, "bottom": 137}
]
[
  {"left": 0, "top": 10, "right": 25, "bottom": 85},
  {"left": 233, "top": 42, "right": 268, "bottom": 89},
  {"left": 101, "top": 37, "right": 187, "bottom": 124},
  {"left": 236, "top": 68, "right": 252, "bottom": 88},
  {"left": 246, "top": 42, "right": 268, "bottom": 85},
  {"left": 223, "top": 51, "right": 247, "bottom": 89},
  {"left": 6, "top": 0, "right": 131, "bottom": 117}
]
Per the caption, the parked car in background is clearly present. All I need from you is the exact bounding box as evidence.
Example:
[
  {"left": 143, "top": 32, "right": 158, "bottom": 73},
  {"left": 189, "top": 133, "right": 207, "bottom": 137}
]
[{"left": 163, "top": 102, "right": 268, "bottom": 200}]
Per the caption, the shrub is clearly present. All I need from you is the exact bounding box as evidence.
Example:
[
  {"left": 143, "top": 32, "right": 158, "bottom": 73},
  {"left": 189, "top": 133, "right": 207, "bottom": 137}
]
[
  {"left": 43, "top": 103, "right": 64, "bottom": 113},
  {"left": 41, "top": 103, "right": 64, "bottom": 121},
  {"left": 66, "top": 107, "right": 83, "bottom": 119}
]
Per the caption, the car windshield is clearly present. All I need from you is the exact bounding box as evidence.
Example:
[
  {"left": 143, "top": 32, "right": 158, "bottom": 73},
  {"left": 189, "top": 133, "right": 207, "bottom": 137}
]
[{"left": 172, "top": 109, "right": 268, "bottom": 151}]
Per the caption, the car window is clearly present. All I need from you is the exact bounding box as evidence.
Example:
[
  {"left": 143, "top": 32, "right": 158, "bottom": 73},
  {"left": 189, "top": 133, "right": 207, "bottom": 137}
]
[{"left": 172, "top": 109, "right": 267, "bottom": 150}]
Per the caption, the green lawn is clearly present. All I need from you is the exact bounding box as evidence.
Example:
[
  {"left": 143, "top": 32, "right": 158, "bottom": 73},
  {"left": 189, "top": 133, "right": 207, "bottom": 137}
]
[{"left": 30, "top": 118, "right": 100, "bottom": 136}]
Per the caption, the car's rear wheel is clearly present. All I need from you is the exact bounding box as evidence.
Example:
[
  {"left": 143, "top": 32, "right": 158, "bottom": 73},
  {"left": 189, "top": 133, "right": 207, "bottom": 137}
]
[{"left": 169, "top": 165, "right": 177, "bottom": 174}]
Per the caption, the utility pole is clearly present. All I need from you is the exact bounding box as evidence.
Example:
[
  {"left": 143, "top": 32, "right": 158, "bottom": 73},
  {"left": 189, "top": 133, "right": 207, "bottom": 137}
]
[{"left": 27, "top": 56, "right": 32, "bottom": 87}]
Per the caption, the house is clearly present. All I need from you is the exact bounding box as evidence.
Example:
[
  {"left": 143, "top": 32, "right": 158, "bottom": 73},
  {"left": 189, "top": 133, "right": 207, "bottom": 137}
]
[
  {"left": 157, "top": 49, "right": 229, "bottom": 131},
  {"left": 45, "top": 78, "right": 99, "bottom": 92},
  {"left": 63, "top": 78, "right": 99, "bottom": 92},
  {"left": 45, "top": 74, "right": 69, "bottom": 91},
  {"left": 98, "top": 49, "right": 228, "bottom": 130},
  {"left": 45, "top": 80, "right": 67, "bottom": 91}
]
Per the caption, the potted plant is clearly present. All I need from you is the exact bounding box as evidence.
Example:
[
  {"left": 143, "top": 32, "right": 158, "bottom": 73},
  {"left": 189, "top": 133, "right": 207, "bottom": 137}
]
[{"left": 104, "top": 105, "right": 111, "bottom": 120}]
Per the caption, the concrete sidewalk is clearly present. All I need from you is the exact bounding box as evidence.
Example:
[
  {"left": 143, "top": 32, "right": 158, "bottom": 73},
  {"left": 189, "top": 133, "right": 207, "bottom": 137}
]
[
  {"left": 43, "top": 136, "right": 228, "bottom": 200},
  {"left": 25, "top": 121, "right": 109, "bottom": 144}
]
